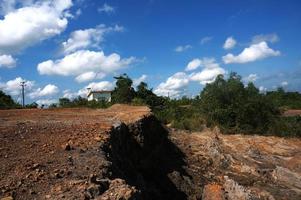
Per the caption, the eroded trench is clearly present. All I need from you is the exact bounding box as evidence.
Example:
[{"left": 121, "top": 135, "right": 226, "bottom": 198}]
[{"left": 102, "top": 115, "right": 198, "bottom": 199}]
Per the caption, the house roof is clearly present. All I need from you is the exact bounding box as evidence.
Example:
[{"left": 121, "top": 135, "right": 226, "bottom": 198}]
[{"left": 87, "top": 90, "right": 112, "bottom": 97}]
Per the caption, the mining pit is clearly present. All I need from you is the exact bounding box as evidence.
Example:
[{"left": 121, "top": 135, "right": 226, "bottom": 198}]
[{"left": 0, "top": 105, "right": 300, "bottom": 199}]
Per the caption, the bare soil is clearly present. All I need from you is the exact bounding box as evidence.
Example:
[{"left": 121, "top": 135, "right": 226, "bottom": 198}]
[{"left": 0, "top": 105, "right": 300, "bottom": 200}]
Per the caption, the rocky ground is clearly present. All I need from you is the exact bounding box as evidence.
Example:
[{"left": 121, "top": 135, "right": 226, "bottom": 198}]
[{"left": 0, "top": 105, "right": 300, "bottom": 200}]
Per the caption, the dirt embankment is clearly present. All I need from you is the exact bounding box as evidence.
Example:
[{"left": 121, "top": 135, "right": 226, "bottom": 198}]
[
  {"left": 0, "top": 105, "right": 301, "bottom": 200},
  {"left": 283, "top": 109, "right": 301, "bottom": 117}
]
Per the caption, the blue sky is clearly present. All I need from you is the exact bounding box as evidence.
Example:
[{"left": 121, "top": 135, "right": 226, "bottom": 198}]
[{"left": 0, "top": 0, "right": 300, "bottom": 105}]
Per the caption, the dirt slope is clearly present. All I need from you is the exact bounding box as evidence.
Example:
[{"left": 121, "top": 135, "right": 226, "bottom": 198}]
[{"left": 0, "top": 105, "right": 300, "bottom": 200}]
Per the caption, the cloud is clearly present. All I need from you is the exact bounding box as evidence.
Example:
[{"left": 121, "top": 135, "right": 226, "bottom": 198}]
[
  {"left": 223, "top": 36, "right": 237, "bottom": 50},
  {"left": 252, "top": 33, "right": 279, "bottom": 44},
  {"left": 36, "top": 99, "right": 57, "bottom": 106},
  {"left": 154, "top": 72, "right": 189, "bottom": 98},
  {"left": 0, "top": 0, "right": 35, "bottom": 15},
  {"left": 63, "top": 81, "right": 114, "bottom": 99},
  {"left": 174, "top": 45, "right": 192, "bottom": 52},
  {"left": 243, "top": 74, "right": 258, "bottom": 82},
  {"left": 186, "top": 59, "right": 201, "bottom": 71},
  {"left": 63, "top": 89, "right": 78, "bottom": 99},
  {"left": 200, "top": 36, "right": 212, "bottom": 45},
  {"left": 186, "top": 57, "right": 226, "bottom": 85},
  {"left": 189, "top": 67, "right": 226, "bottom": 85},
  {"left": 281, "top": 81, "right": 288, "bottom": 87},
  {"left": 186, "top": 57, "right": 220, "bottom": 71},
  {"left": 37, "top": 50, "right": 136, "bottom": 78},
  {"left": 0, "top": 77, "right": 35, "bottom": 96},
  {"left": 154, "top": 57, "right": 225, "bottom": 97},
  {"left": 98, "top": 3, "right": 115, "bottom": 14},
  {"left": 133, "top": 74, "right": 148, "bottom": 87},
  {"left": 0, "top": 54, "right": 16, "bottom": 68},
  {"left": 77, "top": 81, "right": 114, "bottom": 96},
  {"left": 259, "top": 86, "right": 267, "bottom": 93},
  {"left": 62, "top": 24, "right": 124, "bottom": 54},
  {"left": 75, "top": 8, "right": 81, "bottom": 16},
  {"left": 75, "top": 71, "right": 106, "bottom": 83},
  {"left": 0, "top": 0, "right": 73, "bottom": 54},
  {"left": 222, "top": 42, "right": 280, "bottom": 64},
  {"left": 28, "top": 84, "right": 59, "bottom": 99}
]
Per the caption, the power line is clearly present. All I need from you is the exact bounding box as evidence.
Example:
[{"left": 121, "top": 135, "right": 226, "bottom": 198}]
[{"left": 20, "top": 81, "right": 26, "bottom": 107}]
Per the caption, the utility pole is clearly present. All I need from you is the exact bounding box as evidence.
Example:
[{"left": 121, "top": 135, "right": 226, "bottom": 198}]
[{"left": 20, "top": 81, "right": 26, "bottom": 107}]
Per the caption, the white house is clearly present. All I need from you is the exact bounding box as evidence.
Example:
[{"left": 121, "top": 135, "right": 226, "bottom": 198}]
[{"left": 87, "top": 90, "right": 112, "bottom": 102}]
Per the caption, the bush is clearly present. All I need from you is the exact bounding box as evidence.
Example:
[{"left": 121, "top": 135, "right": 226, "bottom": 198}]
[
  {"left": 268, "top": 116, "right": 301, "bottom": 137},
  {"left": 131, "top": 97, "right": 147, "bottom": 106},
  {"left": 0, "top": 90, "right": 21, "bottom": 109},
  {"left": 200, "top": 73, "right": 280, "bottom": 134}
]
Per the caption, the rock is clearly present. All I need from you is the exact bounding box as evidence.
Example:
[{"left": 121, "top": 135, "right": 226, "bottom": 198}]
[
  {"left": 1, "top": 196, "right": 14, "bottom": 200},
  {"left": 99, "top": 178, "right": 140, "bottom": 200},
  {"left": 85, "top": 184, "right": 103, "bottom": 199},
  {"left": 202, "top": 184, "right": 224, "bottom": 200},
  {"left": 63, "top": 143, "right": 71, "bottom": 151}
]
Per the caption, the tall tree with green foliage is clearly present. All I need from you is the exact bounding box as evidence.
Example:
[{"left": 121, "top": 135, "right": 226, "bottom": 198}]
[
  {"left": 136, "top": 81, "right": 166, "bottom": 108},
  {"left": 59, "top": 98, "right": 72, "bottom": 107},
  {"left": 111, "top": 74, "right": 135, "bottom": 103}
]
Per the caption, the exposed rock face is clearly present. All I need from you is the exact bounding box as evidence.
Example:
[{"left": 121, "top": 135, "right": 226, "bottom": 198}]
[
  {"left": 103, "top": 114, "right": 301, "bottom": 200},
  {"left": 0, "top": 106, "right": 300, "bottom": 199},
  {"left": 104, "top": 115, "right": 193, "bottom": 199}
]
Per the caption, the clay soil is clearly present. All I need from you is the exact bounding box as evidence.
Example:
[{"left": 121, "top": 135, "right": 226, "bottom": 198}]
[
  {"left": 0, "top": 105, "right": 150, "bottom": 200},
  {"left": 0, "top": 105, "right": 301, "bottom": 200}
]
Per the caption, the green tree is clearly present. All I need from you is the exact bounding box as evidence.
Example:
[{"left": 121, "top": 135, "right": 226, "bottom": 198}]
[
  {"left": 200, "top": 72, "right": 280, "bottom": 134},
  {"left": 26, "top": 102, "right": 38, "bottom": 108},
  {"left": 0, "top": 90, "right": 20, "bottom": 109},
  {"left": 59, "top": 98, "right": 72, "bottom": 107},
  {"left": 111, "top": 74, "right": 135, "bottom": 103}
]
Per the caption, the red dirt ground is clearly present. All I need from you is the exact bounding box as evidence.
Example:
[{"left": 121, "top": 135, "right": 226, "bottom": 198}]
[{"left": 0, "top": 105, "right": 150, "bottom": 200}]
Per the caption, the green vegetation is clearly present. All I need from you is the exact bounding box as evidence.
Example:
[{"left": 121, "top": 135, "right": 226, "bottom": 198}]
[
  {"left": 266, "top": 87, "right": 301, "bottom": 109},
  {"left": 58, "top": 96, "right": 111, "bottom": 109},
  {"left": 0, "top": 90, "right": 21, "bottom": 109},
  {"left": 199, "top": 73, "right": 280, "bottom": 134},
  {"left": 54, "top": 72, "right": 301, "bottom": 137},
  {"left": 111, "top": 74, "right": 136, "bottom": 103},
  {"left": 2, "top": 71, "right": 300, "bottom": 137}
]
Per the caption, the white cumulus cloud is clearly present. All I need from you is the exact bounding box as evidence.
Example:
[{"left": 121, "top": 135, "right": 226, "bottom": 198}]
[
  {"left": 62, "top": 24, "right": 124, "bottom": 54},
  {"left": 0, "top": 54, "right": 16, "bottom": 68},
  {"left": 243, "top": 74, "right": 259, "bottom": 82},
  {"left": 36, "top": 99, "right": 58, "bottom": 106},
  {"left": 154, "top": 72, "right": 189, "bottom": 98},
  {"left": 186, "top": 57, "right": 220, "bottom": 71},
  {"left": 189, "top": 67, "right": 226, "bottom": 85},
  {"left": 187, "top": 57, "right": 226, "bottom": 85},
  {"left": 63, "top": 89, "right": 78, "bottom": 99},
  {"left": 186, "top": 59, "right": 202, "bottom": 71},
  {"left": 259, "top": 86, "right": 267, "bottom": 93},
  {"left": 281, "top": 81, "right": 288, "bottom": 87},
  {"left": 0, "top": 77, "right": 35, "bottom": 96},
  {"left": 0, "top": 0, "right": 73, "bottom": 54},
  {"left": 133, "top": 74, "right": 148, "bottom": 87},
  {"left": 223, "top": 36, "right": 236, "bottom": 50},
  {"left": 37, "top": 50, "right": 136, "bottom": 78},
  {"left": 75, "top": 71, "right": 106, "bottom": 83},
  {"left": 28, "top": 84, "right": 59, "bottom": 99},
  {"left": 222, "top": 42, "right": 280, "bottom": 64},
  {"left": 252, "top": 33, "right": 279, "bottom": 44}
]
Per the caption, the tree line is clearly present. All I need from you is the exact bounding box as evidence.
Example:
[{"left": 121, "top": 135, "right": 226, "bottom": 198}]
[{"left": 1, "top": 72, "right": 300, "bottom": 137}]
